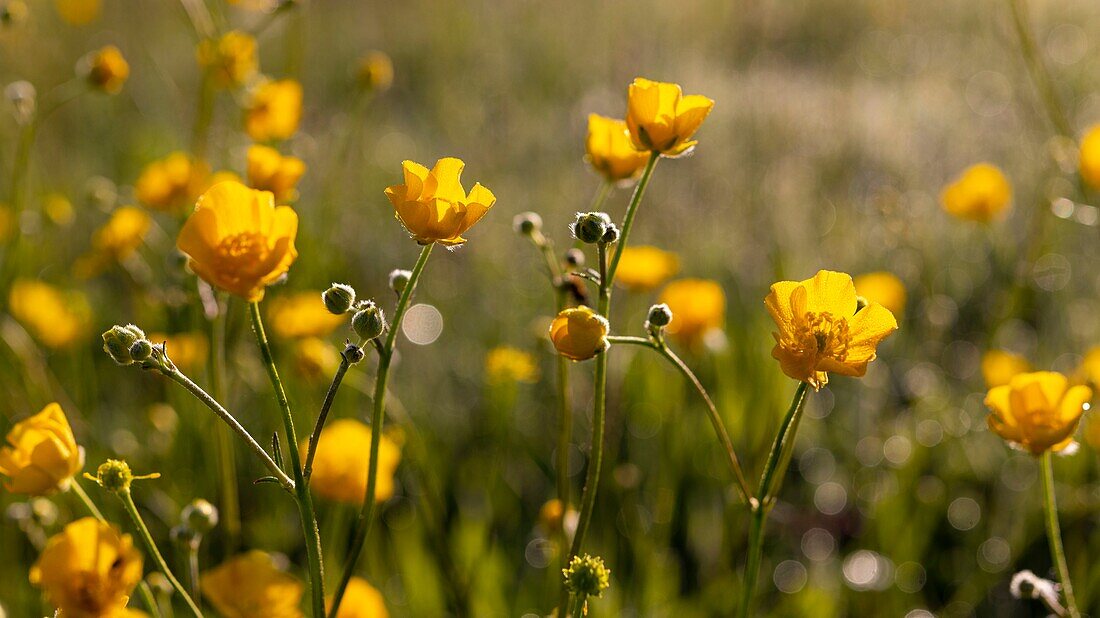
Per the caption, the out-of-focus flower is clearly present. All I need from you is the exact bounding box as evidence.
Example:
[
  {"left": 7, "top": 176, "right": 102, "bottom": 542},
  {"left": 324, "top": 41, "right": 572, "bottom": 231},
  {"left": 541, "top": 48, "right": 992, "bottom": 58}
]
[
  {"left": 54, "top": 0, "right": 100, "bottom": 25},
  {"left": 625, "top": 77, "right": 714, "bottom": 156},
  {"left": 0, "top": 403, "right": 84, "bottom": 495},
  {"left": 176, "top": 181, "right": 298, "bottom": 301},
  {"left": 1077, "top": 346, "right": 1100, "bottom": 386},
  {"left": 982, "top": 350, "right": 1031, "bottom": 388},
  {"left": 43, "top": 192, "right": 75, "bottom": 226},
  {"left": 940, "top": 163, "right": 1011, "bottom": 222},
  {"left": 357, "top": 51, "right": 394, "bottom": 92},
  {"left": 985, "top": 371, "right": 1092, "bottom": 455},
  {"left": 292, "top": 337, "right": 339, "bottom": 382},
  {"left": 586, "top": 114, "right": 650, "bottom": 183},
  {"left": 305, "top": 419, "right": 401, "bottom": 504},
  {"left": 853, "top": 271, "right": 906, "bottom": 319},
  {"left": 147, "top": 332, "right": 208, "bottom": 373},
  {"left": 1078, "top": 125, "right": 1100, "bottom": 190},
  {"left": 135, "top": 152, "right": 210, "bottom": 211},
  {"left": 328, "top": 577, "right": 389, "bottom": 618},
  {"left": 384, "top": 157, "right": 496, "bottom": 246},
  {"left": 83, "top": 45, "right": 129, "bottom": 94},
  {"left": 244, "top": 79, "right": 302, "bottom": 142},
  {"left": 202, "top": 551, "right": 303, "bottom": 618},
  {"left": 659, "top": 278, "right": 726, "bottom": 345},
  {"left": 247, "top": 145, "right": 306, "bottom": 202},
  {"left": 765, "top": 270, "right": 898, "bottom": 390},
  {"left": 2, "top": 0, "right": 29, "bottom": 26},
  {"left": 485, "top": 346, "right": 539, "bottom": 384},
  {"left": 9, "top": 279, "right": 91, "bottom": 348},
  {"left": 615, "top": 245, "right": 679, "bottom": 291},
  {"left": 267, "top": 291, "right": 346, "bottom": 339},
  {"left": 92, "top": 206, "right": 151, "bottom": 261},
  {"left": 197, "top": 30, "right": 258, "bottom": 89},
  {"left": 549, "top": 306, "right": 609, "bottom": 361},
  {"left": 30, "top": 517, "right": 144, "bottom": 617}
]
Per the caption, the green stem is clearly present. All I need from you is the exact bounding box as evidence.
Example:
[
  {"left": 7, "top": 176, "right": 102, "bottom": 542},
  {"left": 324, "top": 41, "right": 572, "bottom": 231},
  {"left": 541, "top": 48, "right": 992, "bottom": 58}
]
[
  {"left": 248, "top": 301, "right": 326, "bottom": 618},
  {"left": 303, "top": 355, "right": 352, "bottom": 481},
  {"left": 186, "top": 539, "right": 202, "bottom": 603},
  {"left": 207, "top": 300, "right": 241, "bottom": 551},
  {"left": 1007, "top": 0, "right": 1073, "bottom": 138},
  {"left": 605, "top": 152, "right": 660, "bottom": 286},
  {"left": 1040, "top": 451, "right": 1080, "bottom": 617},
  {"left": 589, "top": 180, "right": 613, "bottom": 213},
  {"left": 738, "top": 381, "right": 809, "bottom": 618},
  {"left": 328, "top": 242, "right": 435, "bottom": 618},
  {"left": 118, "top": 489, "right": 203, "bottom": 618}
]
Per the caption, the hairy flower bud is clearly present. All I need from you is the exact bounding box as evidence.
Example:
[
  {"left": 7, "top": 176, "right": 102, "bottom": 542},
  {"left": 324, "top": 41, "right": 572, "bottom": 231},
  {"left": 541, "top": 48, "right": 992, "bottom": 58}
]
[
  {"left": 128, "top": 339, "right": 153, "bottom": 362},
  {"left": 571, "top": 212, "right": 612, "bottom": 245},
  {"left": 102, "top": 324, "right": 147, "bottom": 366},
  {"left": 388, "top": 269, "right": 411, "bottom": 295},
  {"left": 513, "top": 212, "right": 542, "bottom": 236},
  {"left": 351, "top": 301, "right": 386, "bottom": 341},
  {"left": 601, "top": 224, "right": 621, "bottom": 245},
  {"left": 322, "top": 283, "right": 356, "bottom": 315},
  {"left": 647, "top": 303, "right": 673, "bottom": 328},
  {"left": 342, "top": 342, "right": 366, "bottom": 364}
]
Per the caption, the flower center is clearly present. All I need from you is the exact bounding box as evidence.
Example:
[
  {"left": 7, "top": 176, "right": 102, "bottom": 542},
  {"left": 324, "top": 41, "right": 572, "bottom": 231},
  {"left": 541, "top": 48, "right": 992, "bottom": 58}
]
[
  {"left": 791, "top": 311, "right": 851, "bottom": 362},
  {"left": 217, "top": 232, "right": 268, "bottom": 262}
]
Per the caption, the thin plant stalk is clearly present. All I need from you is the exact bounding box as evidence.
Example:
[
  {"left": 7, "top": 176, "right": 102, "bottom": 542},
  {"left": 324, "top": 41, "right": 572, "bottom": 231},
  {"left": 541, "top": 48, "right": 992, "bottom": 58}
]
[
  {"left": 1040, "top": 451, "right": 1080, "bottom": 618},
  {"left": 328, "top": 242, "right": 435, "bottom": 617},
  {"left": 207, "top": 297, "right": 241, "bottom": 550},
  {"left": 117, "top": 489, "right": 203, "bottom": 618},
  {"left": 248, "top": 301, "right": 326, "bottom": 618},
  {"left": 304, "top": 341, "right": 362, "bottom": 480}
]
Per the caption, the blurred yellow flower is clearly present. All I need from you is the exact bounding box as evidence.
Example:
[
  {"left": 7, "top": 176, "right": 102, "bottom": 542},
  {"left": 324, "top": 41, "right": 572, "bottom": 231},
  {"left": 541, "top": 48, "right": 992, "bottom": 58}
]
[
  {"left": 985, "top": 371, "right": 1092, "bottom": 455},
  {"left": 853, "top": 271, "right": 906, "bottom": 318},
  {"left": 660, "top": 278, "right": 726, "bottom": 345},
  {"left": 586, "top": 114, "right": 650, "bottom": 183},
  {"left": 981, "top": 349, "right": 1031, "bottom": 388},
  {"left": 85, "top": 45, "right": 129, "bottom": 94},
  {"left": 9, "top": 279, "right": 91, "bottom": 348},
  {"left": 135, "top": 152, "right": 210, "bottom": 211},
  {"left": 0, "top": 403, "right": 84, "bottom": 495},
  {"left": 1078, "top": 125, "right": 1100, "bottom": 190},
  {"left": 1077, "top": 346, "right": 1100, "bottom": 386},
  {"left": 267, "top": 291, "right": 346, "bottom": 338},
  {"left": 765, "top": 270, "right": 898, "bottom": 389},
  {"left": 54, "top": 0, "right": 100, "bottom": 25},
  {"left": 197, "top": 30, "right": 258, "bottom": 89},
  {"left": 148, "top": 332, "right": 208, "bottom": 373},
  {"left": 305, "top": 419, "right": 401, "bottom": 504},
  {"left": 615, "top": 245, "right": 679, "bottom": 291},
  {"left": 625, "top": 77, "right": 714, "bottom": 156},
  {"left": 176, "top": 181, "right": 299, "bottom": 302},
  {"left": 940, "top": 163, "right": 1011, "bottom": 222},
  {"left": 549, "top": 306, "right": 609, "bottom": 361},
  {"left": 357, "top": 51, "right": 394, "bottom": 92},
  {"left": 247, "top": 144, "right": 306, "bottom": 202},
  {"left": 30, "top": 517, "right": 144, "bottom": 617},
  {"left": 245, "top": 79, "right": 302, "bottom": 142},
  {"left": 202, "top": 550, "right": 304, "bottom": 618},
  {"left": 384, "top": 157, "right": 496, "bottom": 246},
  {"left": 486, "top": 346, "right": 539, "bottom": 384},
  {"left": 293, "top": 337, "right": 339, "bottom": 382},
  {"left": 93, "top": 206, "right": 151, "bottom": 260},
  {"left": 328, "top": 577, "right": 389, "bottom": 618},
  {"left": 43, "top": 192, "right": 75, "bottom": 225}
]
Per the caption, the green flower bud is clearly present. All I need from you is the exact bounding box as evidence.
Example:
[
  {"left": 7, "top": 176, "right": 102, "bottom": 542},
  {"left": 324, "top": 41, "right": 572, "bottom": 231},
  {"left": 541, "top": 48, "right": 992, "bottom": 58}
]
[
  {"left": 88, "top": 459, "right": 133, "bottom": 493},
  {"left": 563, "top": 553, "right": 611, "bottom": 599},
  {"left": 323, "top": 283, "right": 357, "bottom": 315},
  {"left": 181, "top": 498, "right": 219, "bottom": 533},
  {"left": 102, "top": 324, "right": 147, "bottom": 366},
  {"left": 513, "top": 212, "right": 542, "bottom": 236},
  {"left": 601, "top": 224, "right": 621, "bottom": 245},
  {"left": 646, "top": 303, "right": 673, "bottom": 327},
  {"left": 342, "top": 342, "right": 366, "bottom": 364},
  {"left": 388, "top": 269, "right": 411, "bottom": 295},
  {"left": 571, "top": 212, "right": 612, "bottom": 245},
  {"left": 564, "top": 248, "right": 585, "bottom": 268},
  {"left": 128, "top": 339, "right": 153, "bottom": 362},
  {"left": 352, "top": 301, "right": 386, "bottom": 341}
]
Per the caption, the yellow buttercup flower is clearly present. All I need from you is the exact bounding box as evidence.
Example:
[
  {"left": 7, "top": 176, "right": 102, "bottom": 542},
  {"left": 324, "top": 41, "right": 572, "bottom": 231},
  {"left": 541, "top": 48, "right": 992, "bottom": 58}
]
[
  {"left": 247, "top": 145, "right": 306, "bottom": 202},
  {"left": 176, "top": 181, "right": 299, "bottom": 302},
  {"left": 135, "top": 152, "right": 210, "bottom": 211},
  {"left": 1079, "top": 125, "right": 1100, "bottom": 190},
  {"left": 245, "top": 79, "right": 303, "bottom": 142},
  {"left": 615, "top": 245, "right": 679, "bottom": 291},
  {"left": 9, "top": 279, "right": 91, "bottom": 348},
  {"left": 659, "top": 278, "right": 726, "bottom": 345},
  {"left": 940, "top": 163, "right": 1012, "bottom": 222},
  {"left": 0, "top": 403, "right": 84, "bottom": 495},
  {"left": 486, "top": 346, "right": 539, "bottom": 384},
  {"left": 92, "top": 205, "right": 151, "bottom": 260},
  {"left": 147, "top": 332, "right": 208, "bottom": 373},
  {"left": 305, "top": 419, "right": 402, "bottom": 504},
  {"left": 202, "top": 551, "right": 304, "bottom": 618},
  {"left": 197, "top": 30, "right": 258, "bottom": 89},
  {"left": 30, "top": 517, "right": 144, "bottom": 618},
  {"left": 549, "top": 306, "right": 610, "bottom": 362},
  {"left": 1077, "top": 346, "right": 1100, "bottom": 387},
  {"left": 54, "top": 0, "right": 100, "bottom": 25},
  {"left": 981, "top": 350, "right": 1031, "bottom": 388},
  {"left": 357, "top": 51, "right": 394, "bottom": 92},
  {"left": 586, "top": 114, "right": 650, "bottom": 183},
  {"left": 384, "top": 157, "right": 496, "bottom": 246},
  {"left": 625, "top": 77, "right": 714, "bottom": 156},
  {"left": 328, "top": 577, "right": 389, "bottom": 618},
  {"left": 85, "top": 45, "right": 129, "bottom": 94},
  {"left": 765, "top": 270, "right": 898, "bottom": 389},
  {"left": 985, "top": 371, "right": 1092, "bottom": 455},
  {"left": 293, "top": 337, "right": 339, "bottom": 382},
  {"left": 853, "top": 271, "right": 906, "bottom": 319},
  {"left": 267, "top": 291, "right": 346, "bottom": 338}
]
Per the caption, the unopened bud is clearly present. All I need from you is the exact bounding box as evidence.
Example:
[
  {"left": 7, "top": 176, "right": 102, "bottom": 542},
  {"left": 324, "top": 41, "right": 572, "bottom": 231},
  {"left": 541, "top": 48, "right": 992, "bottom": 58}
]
[
  {"left": 352, "top": 301, "right": 386, "bottom": 341},
  {"left": 647, "top": 303, "right": 673, "bottom": 327},
  {"left": 601, "top": 224, "right": 620, "bottom": 245},
  {"left": 564, "top": 248, "right": 585, "bottom": 268},
  {"left": 181, "top": 499, "right": 219, "bottom": 534},
  {"left": 513, "top": 212, "right": 542, "bottom": 236},
  {"left": 102, "top": 324, "right": 147, "bottom": 366},
  {"left": 128, "top": 339, "right": 153, "bottom": 362},
  {"left": 571, "top": 212, "right": 612, "bottom": 245},
  {"left": 388, "top": 269, "right": 411, "bottom": 295},
  {"left": 342, "top": 342, "right": 365, "bottom": 364},
  {"left": 5, "top": 80, "right": 35, "bottom": 125},
  {"left": 322, "top": 283, "right": 356, "bottom": 315}
]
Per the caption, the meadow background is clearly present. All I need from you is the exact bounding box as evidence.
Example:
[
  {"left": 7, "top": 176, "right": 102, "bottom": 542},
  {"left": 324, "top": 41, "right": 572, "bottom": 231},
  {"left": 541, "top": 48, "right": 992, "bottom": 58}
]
[{"left": 3, "top": 0, "right": 1100, "bottom": 615}]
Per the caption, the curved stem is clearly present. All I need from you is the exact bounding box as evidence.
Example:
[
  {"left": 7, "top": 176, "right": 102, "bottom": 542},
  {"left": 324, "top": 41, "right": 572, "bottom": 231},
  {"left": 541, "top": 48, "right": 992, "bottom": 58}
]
[
  {"left": 248, "top": 301, "right": 325, "bottom": 618},
  {"left": 328, "top": 243, "right": 434, "bottom": 618},
  {"left": 738, "top": 381, "right": 809, "bottom": 618},
  {"left": 1041, "top": 451, "right": 1080, "bottom": 617},
  {"left": 118, "top": 489, "right": 203, "bottom": 618},
  {"left": 304, "top": 355, "right": 352, "bottom": 480}
]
